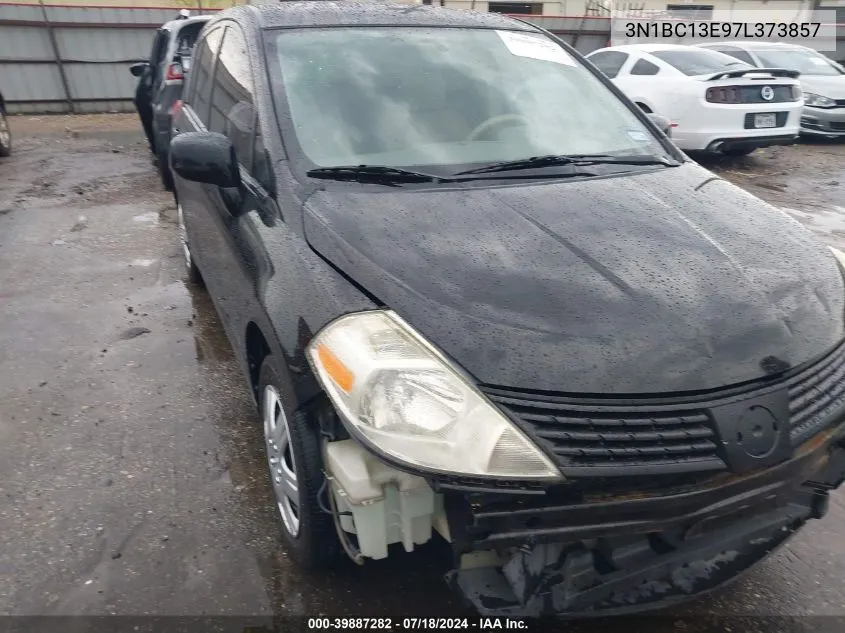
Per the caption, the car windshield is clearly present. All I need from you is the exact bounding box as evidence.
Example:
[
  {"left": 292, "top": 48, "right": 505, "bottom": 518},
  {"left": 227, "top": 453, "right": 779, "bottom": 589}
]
[
  {"left": 650, "top": 49, "right": 752, "bottom": 76},
  {"left": 755, "top": 49, "right": 843, "bottom": 76},
  {"left": 265, "top": 27, "right": 672, "bottom": 170}
]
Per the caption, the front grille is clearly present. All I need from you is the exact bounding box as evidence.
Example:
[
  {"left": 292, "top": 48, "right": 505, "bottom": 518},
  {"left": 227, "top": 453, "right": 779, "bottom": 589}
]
[
  {"left": 481, "top": 390, "right": 726, "bottom": 477},
  {"left": 835, "top": 99, "right": 845, "bottom": 108},
  {"left": 481, "top": 340, "right": 845, "bottom": 478},
  {"left": 787, "top": 340, "right": 845, "bottom": 444},
  {"left": 830, "top": 121, "right": 845, "bottom": 131}
]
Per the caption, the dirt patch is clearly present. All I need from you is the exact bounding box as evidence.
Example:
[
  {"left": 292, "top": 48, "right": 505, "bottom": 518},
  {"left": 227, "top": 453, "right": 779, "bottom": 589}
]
[
  {"left": 702, "top": 139, "right": 845, "bottom": 213},
  {"left": 7, "top": 113, "right": 140, "bottom": 137},
  {"left": 3, "top": 125, "right": 162, "bottom": 210}
]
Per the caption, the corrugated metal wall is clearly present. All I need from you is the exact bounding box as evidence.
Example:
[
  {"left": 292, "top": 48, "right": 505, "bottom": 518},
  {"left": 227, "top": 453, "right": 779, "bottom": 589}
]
[
  {"left": 0, "top": 4, "right": 616, "bottom": 114},
  {"left": 0, "top": 4, "right": 224, "bottom": 113},
  {"left": 0, "top": 5, "right": 840, "bottom": 114}
]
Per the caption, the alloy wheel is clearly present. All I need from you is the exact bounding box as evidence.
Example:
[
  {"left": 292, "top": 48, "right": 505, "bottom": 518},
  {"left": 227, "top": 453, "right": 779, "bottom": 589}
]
[
  {"left": 177, "top": 203, "right": 192, "bottom": 273},
  {"left": 263, "top": 385, "right": 300, "bottom": 537}
]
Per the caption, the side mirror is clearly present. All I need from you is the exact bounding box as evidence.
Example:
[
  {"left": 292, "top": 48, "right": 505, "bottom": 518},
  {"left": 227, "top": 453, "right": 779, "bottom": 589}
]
[
  {"left": 647, "top": 113, "right": 672, "bottom": 138},
  {"left": 170, "top": 132, "right": 241, "bottom": 189},
  {"left": 130, "top": 62, "right": 149, "bottom": 77}
]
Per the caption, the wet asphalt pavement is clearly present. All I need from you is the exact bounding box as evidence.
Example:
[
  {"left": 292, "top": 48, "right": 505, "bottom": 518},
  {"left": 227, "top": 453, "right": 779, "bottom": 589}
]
[{"left": 1, "top": 115, "right": 844, "bottom": 631}]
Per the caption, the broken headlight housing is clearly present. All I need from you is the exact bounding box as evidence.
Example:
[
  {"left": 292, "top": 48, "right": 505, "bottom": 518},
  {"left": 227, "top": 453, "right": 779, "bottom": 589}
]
[{"left": 306, "top": 310, "right": 562, "bottom": 481}]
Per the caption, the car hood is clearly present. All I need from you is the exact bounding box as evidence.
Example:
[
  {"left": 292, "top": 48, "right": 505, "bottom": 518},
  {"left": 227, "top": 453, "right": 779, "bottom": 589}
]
[
  {"left": 302, "top": 164, "right": 845, "bottom": 394},
  {"left": 800, "top": 75, "right": 845, "bottom": 99}
]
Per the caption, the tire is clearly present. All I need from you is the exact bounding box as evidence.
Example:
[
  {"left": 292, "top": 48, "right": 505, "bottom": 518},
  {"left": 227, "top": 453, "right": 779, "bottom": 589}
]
[
  {"left": 0, "top": 106, "right": 11, "bottom": 157},
  {"left": 722, "top": 147, "right": 756, "bottom": 157},
  {"left": 177, "top": 202, "right": 203, "bottom": 286},
  {"left": 258, "top": 356, "right": 342, "bottom": 569},
  {"left": 157, "top": 148, "right": 174, "bottom": 192}
]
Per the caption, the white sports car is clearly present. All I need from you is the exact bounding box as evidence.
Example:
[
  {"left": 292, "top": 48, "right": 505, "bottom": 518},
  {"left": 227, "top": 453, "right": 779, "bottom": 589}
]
[
  {"left": 585, "top": 44, "right": 803, "bottom": 155},
  {"left": 695, "top": 42, "right": 845, "bottom": 139}
]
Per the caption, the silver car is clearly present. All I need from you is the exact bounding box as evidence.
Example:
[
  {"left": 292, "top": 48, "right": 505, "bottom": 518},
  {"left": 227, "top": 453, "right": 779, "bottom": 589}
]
[{"left": 697, "top": 42, "right": 845, "bottom": 139}]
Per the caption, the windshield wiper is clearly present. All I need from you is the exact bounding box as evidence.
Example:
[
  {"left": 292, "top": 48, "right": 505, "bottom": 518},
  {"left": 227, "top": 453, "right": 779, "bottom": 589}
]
[
  {"left": 306, "top": 165, "right": 453, "bottom": 184},
  {"left": 454, "top": 154, "right": 677, "bottom": 176}
]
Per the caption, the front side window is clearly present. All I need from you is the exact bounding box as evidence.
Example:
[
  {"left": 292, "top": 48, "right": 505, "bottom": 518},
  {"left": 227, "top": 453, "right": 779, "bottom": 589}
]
[
  {"left": 188, "top": 26, "right": 225, "bottom": 125},
  {"left": 265, "top": 27, "right": 671, "bottom": 170},
  {"left": 755, "top": 49, "right": 843, "bottom": 76},
  {"left": 208, "top": 25, "right": 256, "bottom": 170},
  {"left": 650, "top": 49, "right": 751, "bottom": 76}
]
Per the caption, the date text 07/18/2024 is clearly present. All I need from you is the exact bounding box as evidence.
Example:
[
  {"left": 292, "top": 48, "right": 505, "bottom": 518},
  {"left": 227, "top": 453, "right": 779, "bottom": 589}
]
[{"left": 306, "top": 618, "right": 530, "bottom": 631}]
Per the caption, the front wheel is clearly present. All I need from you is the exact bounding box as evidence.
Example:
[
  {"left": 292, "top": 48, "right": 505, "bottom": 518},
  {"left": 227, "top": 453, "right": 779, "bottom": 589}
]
[
  {"left": 259, "top": 356, "right": 342, "bottom": 569},
  {"left": 0, "top": 106, "right": 11, "bottom": 157}
]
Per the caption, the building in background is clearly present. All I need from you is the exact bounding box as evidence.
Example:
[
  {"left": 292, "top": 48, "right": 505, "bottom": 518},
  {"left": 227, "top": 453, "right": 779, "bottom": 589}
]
[{"left": 408, "top": 0, "right": 837, "bottom": 22}]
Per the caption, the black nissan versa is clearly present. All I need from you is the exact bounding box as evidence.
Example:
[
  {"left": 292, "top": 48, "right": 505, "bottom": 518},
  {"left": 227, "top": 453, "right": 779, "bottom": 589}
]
[{"left": 168, "top": 2, "right": 845, "bottom": 617}]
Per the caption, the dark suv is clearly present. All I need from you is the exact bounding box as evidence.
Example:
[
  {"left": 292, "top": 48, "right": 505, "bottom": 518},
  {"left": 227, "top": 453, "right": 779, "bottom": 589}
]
[{"left": 131, "top": 13, "right": 211, "bottom": 190}]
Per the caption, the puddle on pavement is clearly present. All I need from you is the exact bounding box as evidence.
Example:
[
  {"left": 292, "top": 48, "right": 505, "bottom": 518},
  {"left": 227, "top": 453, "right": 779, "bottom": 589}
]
[
  {"left": 782, "top": 205, "right": 845, "bottom": 239},
  {"left": 132, "top": 212, "right": 159, "bottom": 225},
  {"left": 129, "top": 258, "right": 157, "bottom": 267}
]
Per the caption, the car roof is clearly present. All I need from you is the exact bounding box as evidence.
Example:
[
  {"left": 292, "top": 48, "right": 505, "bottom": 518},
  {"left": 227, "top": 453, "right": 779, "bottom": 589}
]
[
  {"left": 588, "top": 43, "right": 718, "bottom": 55},
  {"left": 239, "top": 1, "right": 535, "bottom": 31},
  {"left": 697, "top": 41, "right": 812, "bottom": 51}
]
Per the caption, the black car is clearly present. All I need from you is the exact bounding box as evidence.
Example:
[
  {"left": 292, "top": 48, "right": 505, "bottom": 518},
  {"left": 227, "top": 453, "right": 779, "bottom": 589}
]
[
  {"left": 0, "top": 89, "right": 10, "bottom": 157},
  {"left": 130, "top": 12, "right": 212, "bottom": 190},
  {"left": 169, "top": 2, "right": 845, "bottom": 617}
]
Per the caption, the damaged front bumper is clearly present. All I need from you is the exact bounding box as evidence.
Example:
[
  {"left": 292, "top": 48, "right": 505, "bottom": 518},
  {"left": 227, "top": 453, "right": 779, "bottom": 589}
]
[{"left": 443, "top": 426, "right": 845, "bottom": 617}]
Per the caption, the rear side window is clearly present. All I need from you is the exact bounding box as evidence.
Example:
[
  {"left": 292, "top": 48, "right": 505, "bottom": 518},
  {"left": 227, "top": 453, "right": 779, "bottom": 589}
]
[
  {"left": 588, "top": 51, "right": 629, "bottom": 78},
  {"left": 175, "top": 22, "right": 205, "bottom": 59},
  {"left": 650, "top": 49, "right": 751, "bottom": 76},
  {"left": 714, "top": 47, "right": 757, "bottom": 66},
  {"left": 186, "top": 25, "right": 225, "bottom": 126},
  {"left": 630, "top": 59, "right": 660, "bottom": 75},
  {"left": 208, "top": 25, "right": 255, "bottom": 170}
]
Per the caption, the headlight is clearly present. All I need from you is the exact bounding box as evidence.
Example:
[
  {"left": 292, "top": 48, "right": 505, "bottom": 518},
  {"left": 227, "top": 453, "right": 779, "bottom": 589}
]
[
  {"left": 804, "top": 92, "right": 836, "bottom": 108},
  {"left": 306, "top": 310, "right": 562, "bottom": 480}
]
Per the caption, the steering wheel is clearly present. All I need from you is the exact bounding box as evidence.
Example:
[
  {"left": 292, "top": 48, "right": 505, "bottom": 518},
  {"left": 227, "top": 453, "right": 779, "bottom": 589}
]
[{"left": 466, "top": 114, "right": 530, "bottom": 142}]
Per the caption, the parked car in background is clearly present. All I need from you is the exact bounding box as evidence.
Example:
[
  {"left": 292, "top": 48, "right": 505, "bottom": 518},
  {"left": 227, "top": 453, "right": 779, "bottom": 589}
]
[
  {"left": 130, "top": 12, "right": 212, "bottom": 190},
  {"left": 586, "top": 44, "right": 803, "bottom": 155},
  {"left": 168, "top": 2, "right": 845, "bottom": 618},
  {"left": 696, "top": 42, "right": 845, "bottom": 140},
  {"left": 0, "top": 88, "right": 10, "bottom": 157}
]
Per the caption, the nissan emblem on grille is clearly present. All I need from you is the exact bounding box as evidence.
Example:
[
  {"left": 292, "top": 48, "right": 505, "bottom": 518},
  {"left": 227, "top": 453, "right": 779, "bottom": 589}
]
[
  {"left": 761, "top": 86, "right": 775, "bottom": 101},
  {"left": 736, "top": 405, "right": 779, "bottom": 458}
]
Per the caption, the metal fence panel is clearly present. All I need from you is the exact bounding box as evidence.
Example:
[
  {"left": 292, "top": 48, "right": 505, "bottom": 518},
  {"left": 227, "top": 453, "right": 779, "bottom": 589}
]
[
  {"left": 0, "top": 4, "right": 223, "bottom": 113},
  {"left": 0, "top": 4, "right": 842, "bottom": 114},
  {"left": 2, "top": 25, "right": 54, "bottom": 62},
  {"left": 0, "top": 61, "right": 66, "bottom": 102}
]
